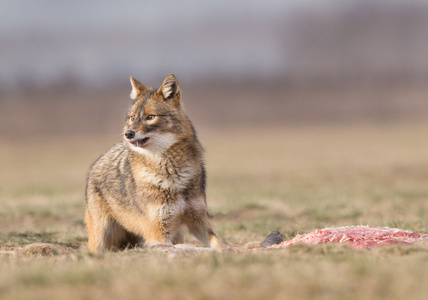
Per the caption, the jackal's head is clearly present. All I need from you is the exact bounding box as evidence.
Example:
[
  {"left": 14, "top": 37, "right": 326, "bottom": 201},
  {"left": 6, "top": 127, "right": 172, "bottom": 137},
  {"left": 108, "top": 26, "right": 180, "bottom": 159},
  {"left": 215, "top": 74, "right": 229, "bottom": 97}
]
[{"left": 123, "top": 74, "right": 192, "bottom": 155}]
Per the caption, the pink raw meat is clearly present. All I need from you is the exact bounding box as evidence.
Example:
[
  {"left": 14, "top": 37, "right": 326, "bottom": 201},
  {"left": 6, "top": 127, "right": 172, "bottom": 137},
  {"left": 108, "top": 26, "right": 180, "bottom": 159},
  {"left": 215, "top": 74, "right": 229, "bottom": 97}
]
[{"left": 268, "top": 225, "right": 428, "bottom": 249}]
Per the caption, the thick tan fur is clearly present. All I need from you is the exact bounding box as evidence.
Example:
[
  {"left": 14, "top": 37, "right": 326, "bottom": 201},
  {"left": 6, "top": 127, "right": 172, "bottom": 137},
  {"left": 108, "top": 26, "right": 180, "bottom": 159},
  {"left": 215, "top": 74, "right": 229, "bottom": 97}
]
[{"left": 85, "top": 74, "right": 223, "bottom": 252}]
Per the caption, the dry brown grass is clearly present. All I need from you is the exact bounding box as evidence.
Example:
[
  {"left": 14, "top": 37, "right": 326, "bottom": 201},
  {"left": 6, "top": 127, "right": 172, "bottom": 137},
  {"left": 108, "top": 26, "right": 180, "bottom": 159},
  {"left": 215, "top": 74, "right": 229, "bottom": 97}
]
[{"left": 0, "top": 117, "right": 427, "bottom": 299}]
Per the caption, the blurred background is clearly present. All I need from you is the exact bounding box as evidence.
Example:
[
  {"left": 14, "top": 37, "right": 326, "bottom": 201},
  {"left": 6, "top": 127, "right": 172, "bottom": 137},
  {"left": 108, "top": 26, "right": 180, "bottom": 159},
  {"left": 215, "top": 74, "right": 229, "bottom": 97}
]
[
  {"left": 2, "top": 3, "right": 428, "bottom": 296},
  {"left": 1, "top": 0, "right": 428, "bottom": 139}
]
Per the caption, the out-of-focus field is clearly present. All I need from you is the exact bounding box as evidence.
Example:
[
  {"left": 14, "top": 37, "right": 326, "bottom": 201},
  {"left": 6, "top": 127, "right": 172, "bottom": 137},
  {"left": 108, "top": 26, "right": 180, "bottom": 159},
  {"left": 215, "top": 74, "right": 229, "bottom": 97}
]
[{"left": 0, "top": 83, "right": 428, "bottom": 299}]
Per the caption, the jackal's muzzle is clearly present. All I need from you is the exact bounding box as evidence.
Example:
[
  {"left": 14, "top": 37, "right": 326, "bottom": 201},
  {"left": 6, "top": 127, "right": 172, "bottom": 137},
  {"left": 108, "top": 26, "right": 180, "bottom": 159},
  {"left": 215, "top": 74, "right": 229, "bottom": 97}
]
[{"left": 124, "top": 130, "right": 150, "bottom": 147}]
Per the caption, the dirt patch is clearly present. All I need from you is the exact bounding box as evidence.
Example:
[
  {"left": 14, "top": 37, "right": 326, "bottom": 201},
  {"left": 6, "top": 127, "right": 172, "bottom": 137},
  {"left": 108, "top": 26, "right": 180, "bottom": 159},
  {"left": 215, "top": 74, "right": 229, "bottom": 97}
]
[{"left": 0, "top": 243, "right": 79, "bottom": 257}]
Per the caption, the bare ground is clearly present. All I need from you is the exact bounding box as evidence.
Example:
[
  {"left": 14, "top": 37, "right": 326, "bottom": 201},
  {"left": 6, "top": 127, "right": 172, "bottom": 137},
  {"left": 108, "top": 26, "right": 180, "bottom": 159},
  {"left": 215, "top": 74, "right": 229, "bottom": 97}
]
[{"left": 0, "top": 82, "right": 428, "bottom": 299}]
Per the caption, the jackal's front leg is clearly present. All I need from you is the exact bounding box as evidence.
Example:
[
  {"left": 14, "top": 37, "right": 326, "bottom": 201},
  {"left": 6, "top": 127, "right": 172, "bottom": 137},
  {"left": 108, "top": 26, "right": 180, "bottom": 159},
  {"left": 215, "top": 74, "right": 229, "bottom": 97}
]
[
  {"left": 144, "top": 203, "right": 183, "bottom": 248},
  {"left": 184, "top": 200, "right": 224, "bottom": 251}
]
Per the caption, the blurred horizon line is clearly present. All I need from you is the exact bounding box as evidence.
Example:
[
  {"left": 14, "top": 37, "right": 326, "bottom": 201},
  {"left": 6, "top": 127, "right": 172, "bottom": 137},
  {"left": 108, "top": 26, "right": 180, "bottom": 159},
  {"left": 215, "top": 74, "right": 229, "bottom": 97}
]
[{"left": 3, "top": 72, "right": 428, "bottom": 95}]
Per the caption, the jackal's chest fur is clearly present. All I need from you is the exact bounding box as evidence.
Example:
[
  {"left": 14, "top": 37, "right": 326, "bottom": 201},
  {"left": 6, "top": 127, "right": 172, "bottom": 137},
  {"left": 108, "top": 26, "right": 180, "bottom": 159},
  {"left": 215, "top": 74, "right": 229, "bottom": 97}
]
[
  {"left": 130, "top": 149, "right": 199, "bottom": 194},
  {"left": 133, "top": 162, "right": 195, "bottom": 192}
]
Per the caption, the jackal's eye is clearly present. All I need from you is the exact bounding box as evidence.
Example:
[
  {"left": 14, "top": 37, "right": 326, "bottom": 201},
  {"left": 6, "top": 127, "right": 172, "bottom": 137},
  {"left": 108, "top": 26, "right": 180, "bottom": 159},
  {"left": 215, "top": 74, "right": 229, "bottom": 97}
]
[
  {"left": 146, "top": 115, "right": 155, "bottom": 121},
  {"left": 130, "top": 115, "right": 135, "bottom": 121}
]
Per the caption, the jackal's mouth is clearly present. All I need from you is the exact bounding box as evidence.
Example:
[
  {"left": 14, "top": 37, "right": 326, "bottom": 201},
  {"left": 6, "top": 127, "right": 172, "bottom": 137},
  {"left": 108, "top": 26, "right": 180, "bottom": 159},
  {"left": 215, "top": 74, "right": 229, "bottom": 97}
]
[{"left": 130, "top": 137, "right": 149, "bottom": 147}]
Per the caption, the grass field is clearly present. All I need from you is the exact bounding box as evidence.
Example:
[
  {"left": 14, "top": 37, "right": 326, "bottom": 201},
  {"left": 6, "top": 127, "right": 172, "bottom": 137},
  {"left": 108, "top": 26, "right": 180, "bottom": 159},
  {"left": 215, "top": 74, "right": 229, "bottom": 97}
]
[{"left": 0, "top": 117, "right": 427, "bottom": 299}]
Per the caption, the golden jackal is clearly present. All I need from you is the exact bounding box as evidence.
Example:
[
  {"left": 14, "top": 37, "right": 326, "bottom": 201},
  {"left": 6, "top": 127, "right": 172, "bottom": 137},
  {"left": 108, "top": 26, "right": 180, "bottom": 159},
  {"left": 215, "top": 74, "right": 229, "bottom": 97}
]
[{"left": 85, "top": 74, "right": 224, "bottom": 252}]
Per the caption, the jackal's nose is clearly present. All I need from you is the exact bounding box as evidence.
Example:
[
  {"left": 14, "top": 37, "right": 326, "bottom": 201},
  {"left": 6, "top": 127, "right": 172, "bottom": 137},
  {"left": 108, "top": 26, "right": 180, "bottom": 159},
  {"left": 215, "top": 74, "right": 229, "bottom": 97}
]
[{"left": 124, "top": 130, "right": 135, "bottom": 139}]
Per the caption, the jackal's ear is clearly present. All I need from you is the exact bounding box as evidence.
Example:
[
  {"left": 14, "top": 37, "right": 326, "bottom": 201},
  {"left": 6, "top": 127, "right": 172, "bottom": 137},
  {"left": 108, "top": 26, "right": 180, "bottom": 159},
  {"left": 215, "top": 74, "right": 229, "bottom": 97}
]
[
  {"left": 129, "top": 76, "right": 146, "bottom": 100},
  {"left": 159, "top": 74, "right": 180, "bottom": 103}
]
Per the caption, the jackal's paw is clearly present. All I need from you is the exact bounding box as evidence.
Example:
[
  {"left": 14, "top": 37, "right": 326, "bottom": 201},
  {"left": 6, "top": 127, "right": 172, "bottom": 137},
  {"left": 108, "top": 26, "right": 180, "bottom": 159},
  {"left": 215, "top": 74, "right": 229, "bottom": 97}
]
[
  {"left": 174, "top": 244, "right": 216, "bottom": 252},
  {"left": 148, "top": 244, "right": 175, "bottom": 251}
]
